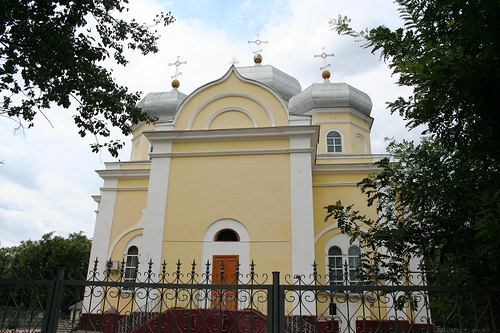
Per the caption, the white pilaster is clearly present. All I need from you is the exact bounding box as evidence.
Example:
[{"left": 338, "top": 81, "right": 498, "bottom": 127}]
[
  {"left": 289, "top": 136, "right": 316, "bottom": 315},
  {"left": 138, "top": 141, "right": 173, "bottom": 277},
  {"left": 84, "top": 165, "right": 119, "bottom": 313}
]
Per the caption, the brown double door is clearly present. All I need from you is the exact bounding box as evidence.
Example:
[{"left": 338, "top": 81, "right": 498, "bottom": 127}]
[{"left": 212, "top": 255, "right": 239, "bottom": 310}]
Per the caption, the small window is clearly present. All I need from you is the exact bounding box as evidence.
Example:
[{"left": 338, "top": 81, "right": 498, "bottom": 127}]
[
  {"left": 328, "top": 246, "right": 343, "bottom": 284},
  {"left": 124, "top": 246, "right": 139, "bottom": 290},
  {"left": 326, "top": 131, "right": 343, "bottom": 153},
  {"left": 215, "top": 229, "right": 239, "bottom": 242}
]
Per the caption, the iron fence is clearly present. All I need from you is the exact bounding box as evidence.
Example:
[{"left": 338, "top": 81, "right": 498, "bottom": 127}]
[{"left": 0, "top": 259, "right": 498, "bottom": 333}]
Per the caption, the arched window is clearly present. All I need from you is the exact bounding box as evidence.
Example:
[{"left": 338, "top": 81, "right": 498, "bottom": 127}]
[
  {"left": 326, "top": 131, "right": 343, "bottom": 153},
  {"left": 124, "top": 246, "right": 139, "bottom": 289},
  {"left": 326, "top": 236, "right": 362, "bottom": 284},
  {"left": 348, "top": 246, "right": 361, "bottom": 282},
  {"left": 215, "top": 229, "right": 239, "bottom": 242},
  {"left": 328, "top": 246, "right": 343, "bottom": 284}
]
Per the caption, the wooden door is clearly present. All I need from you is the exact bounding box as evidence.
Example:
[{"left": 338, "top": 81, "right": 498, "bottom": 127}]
[{"left": 212, "top": 255, "right": 239, "bottom": 310}]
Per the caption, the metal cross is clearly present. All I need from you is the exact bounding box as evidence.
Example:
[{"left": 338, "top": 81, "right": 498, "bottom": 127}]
[
  {"left": 248, "top": 34, "right": 268, "bottom": 54},
  {"left": 229, "top": 57, "right": 239, "bottom": 65},
  {"left": 314, "top": 47, "right": 334, "bottom": 70},
  {"left": 168, "top": 55, "right": 187, "bottom": 80}
]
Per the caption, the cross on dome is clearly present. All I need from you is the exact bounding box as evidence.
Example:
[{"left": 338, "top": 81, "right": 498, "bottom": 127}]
[
  {"left": 248, "top": 34, "right": 269, "bottom": 54},
  {"left": 314, "top": 47, "right": 334, "bottom": 71},
  {"left": 168, "top": 55, "right": 187, "bottom": 88},
  {"left": 229, "top": 57, "right": 239, "bottom": 65},
  {"left": 314, "top": 47, "right": 334, "bottom": 81},
  {"left": 169, "top": 55, "right": 187, "bottom": 80}
]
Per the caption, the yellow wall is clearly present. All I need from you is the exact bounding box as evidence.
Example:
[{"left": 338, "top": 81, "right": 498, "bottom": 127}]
[
  {"left": 174, "top": 71, "right": 289, "bottom": 131},
  {"left": 312, "top": 172, "right": 378, "bottom": 279},
  {"left": 131, "top": 123, "right": 155, "bottom": 161},
  {"left": 108, "top": 179, "right": 148, "bottom": 251},
  {"left": 162, "top": 145, "right": 292, "bottom": 273},
  {"left": 313, "top": 112, "right": 372, "bottom": 155}
]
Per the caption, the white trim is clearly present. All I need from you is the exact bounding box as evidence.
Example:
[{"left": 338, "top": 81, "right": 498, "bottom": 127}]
[
  {"left": 315, "top": 224, "right": 338, "bottom": 244},
  {"left": 306, "top": 107, "right": 374, "bottom": 129},
  {"left": 173, "top": 66, "right": 288, "bottom": 127},
  {"left": 289, "top": 136, "right": 315, "bottom": 314},
  {"left": 314, "top": 121, "right": 370, "bottom": 133},
  {"left": 97, "top": 169, "right": 151, "bottom": 179},
  {"left": 187, "top": 93, "right": 276, "bottom": 130},
  {"left": 355, "top": 133, "right": 368, "bottom": 154},
  {"left": 132, "top": 140, "right": 141, "bottom": 161},
  {"left": 312, "top": 182, "right": 358, "bottom": 187},
  {"left": 313, "top": 163, "right": 383, "bottom": 174},
  {"left": 144, "top": 126, "right": 319, "bottom": 144},
  {"left": 108, "top": 226, "right": 144, "bottom": 259},
  {"left": 205, "top": 107, "right": 258, "bottom": 129},
  {"left": 85, "top": 177, "right": 119, "bottom": 312},
  {"left": 100, "top": 187, "right": 149, "bottom": 192},
  {"left": 202, "top": 219, "right": 250, "bottom": 286},
  {"left": 149, "top": 148, "right": 314, "bottom": 158}
]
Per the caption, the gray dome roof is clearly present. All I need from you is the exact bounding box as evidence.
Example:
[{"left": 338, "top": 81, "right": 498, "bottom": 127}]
[
  {"left": 236, "top": 65, "right": 301, "bottom": 102},
  {"left": 137, "top": 89, "right": 187, "bottom": 118},
  {"left": 288, "top": 82, "right": 372, "bottom": 116}
]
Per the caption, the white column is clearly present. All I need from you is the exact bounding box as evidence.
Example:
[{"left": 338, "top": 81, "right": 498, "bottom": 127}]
[
  {"left": 289, "top": 136, "right": 316, "bottom": 315},
  {"left": 139, "top": 141, "right": 173, "bottom": 276},
  {"left": 84, "top": 165, "right": 119, "bottom": 313},
  {"left": 133, "top": 141, "right": 172, "bottom": 310}
]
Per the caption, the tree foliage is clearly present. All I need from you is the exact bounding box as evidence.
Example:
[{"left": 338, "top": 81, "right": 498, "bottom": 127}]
[
  {"left": 0, "top": 0, "right": 174, "bottom": 156},
  {"left": 325, "top": 138, "right": 500, "bottom": 285},
  {"left": 328, "top": 0, "right": 500, "bottom": 285},
  {"left": 332, "top": 0, "right": 500, "bottom": 164},
  {"left": 0, "top": 231, "right": 92, "bottom": 279}
]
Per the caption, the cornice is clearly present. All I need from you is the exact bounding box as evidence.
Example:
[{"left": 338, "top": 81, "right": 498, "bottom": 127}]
[
  {"left": 144, "top": 125, "right": 319, "bottom": 144},
  {"left": 96, "top": 168, "right": 151, "bottom": 179},
  {"left": 313, "top": 163, "right": 382, "bottom": 174}
]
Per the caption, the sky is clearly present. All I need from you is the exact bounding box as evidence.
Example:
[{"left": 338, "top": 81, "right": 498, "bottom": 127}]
[{"left": 0, "top": 0, "right": 423, "bottom": 247}]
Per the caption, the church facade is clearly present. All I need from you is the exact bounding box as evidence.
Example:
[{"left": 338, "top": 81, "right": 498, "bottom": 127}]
[{"left": 88, "top": 54, "right": 386, "bottom": 296}]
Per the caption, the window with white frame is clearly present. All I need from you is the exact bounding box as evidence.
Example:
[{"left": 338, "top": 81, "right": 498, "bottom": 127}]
[
  {"left": 328, "top": 246, "right": 343, "bottom": 284},
  {"left": 123, "top": 246, "right": 139, "bottom": 289},
  {"left": 326, "top": 234, "right": 361, "bottom": 284},
  {"left": 326, "top": 131, "right": 343, "bottom": 153}
]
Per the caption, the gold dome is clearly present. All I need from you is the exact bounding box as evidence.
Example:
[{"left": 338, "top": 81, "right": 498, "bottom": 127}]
[
  {"left": 322, "top": 70, "right": 331, "bottom": 80},
  {"left": 254, "top": 54, "right": 262, "bottom": 64},
  {"left": 171, "top": 79, "right": 180, "bottom": 88}
]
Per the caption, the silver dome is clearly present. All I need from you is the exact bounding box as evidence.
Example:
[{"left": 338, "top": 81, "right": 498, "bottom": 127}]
[
  {"left": 137, "top": 89, "right": 187, "bottom": 118},
  {"left": 288, "top": 82, "right": 372, "bottom": 116},
  {"left": 236, "top": 65, "right": 301, "bottom": 102}
]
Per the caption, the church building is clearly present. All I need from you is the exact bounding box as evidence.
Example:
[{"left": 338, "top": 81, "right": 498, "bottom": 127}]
[{"left": 88, "top": 49, "right": 385, "bottom": 289}]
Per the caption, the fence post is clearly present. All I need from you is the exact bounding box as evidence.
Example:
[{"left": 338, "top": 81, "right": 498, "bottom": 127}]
[
  {"left": 43, "top": 268, "right": 65, "bottom": 333},
  {"left": 272, "top": 271, "right": 280, "bottom": 333}
]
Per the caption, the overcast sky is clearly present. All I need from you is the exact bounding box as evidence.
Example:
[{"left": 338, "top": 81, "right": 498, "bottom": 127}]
[{"left": 0, "top": 0, "right": 423, "bottom": 247}]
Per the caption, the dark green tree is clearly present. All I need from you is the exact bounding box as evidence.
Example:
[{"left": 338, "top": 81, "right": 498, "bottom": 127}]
[
  {"left": 0, "top": 232, "right": 93, "bottom": 322},
  {"left": 332, "top": 0, "right": 500, "bottom": 164},
  {"left": 0, "top": 0, "right": 174, "bottom": 156},
  {"left": 0, "top": 231, "right": 92, "bottom": 278},
  {"left": 325, "top": 138, "right": 500, "bottom": 285},
  {"left": 328, "top": 0, "right": 500, "bottom": 285}
]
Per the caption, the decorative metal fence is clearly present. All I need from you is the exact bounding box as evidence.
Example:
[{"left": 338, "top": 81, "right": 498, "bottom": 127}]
[{"left": 0, "top": 259, "right": 498, "bottom": 333}]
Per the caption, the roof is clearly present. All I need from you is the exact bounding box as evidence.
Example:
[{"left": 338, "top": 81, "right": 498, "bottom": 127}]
[{"left": 288, "top": 82, "right": 372, "bottom": 116}]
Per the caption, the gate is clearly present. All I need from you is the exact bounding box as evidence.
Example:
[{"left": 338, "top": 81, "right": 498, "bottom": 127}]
[{"left": 1, "top": 259, "right": 498, "bottom": 333}]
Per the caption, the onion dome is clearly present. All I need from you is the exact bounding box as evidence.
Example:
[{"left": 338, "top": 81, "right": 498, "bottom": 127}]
[
  {"left": 137, "top": 84, "right": 187, "bottom": 118},
  {"left": 288, "top": 81, "right": 372, "bottom": 116},
  {"left": 237, "top": 64, "right": 301, "bottom": 102}
]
